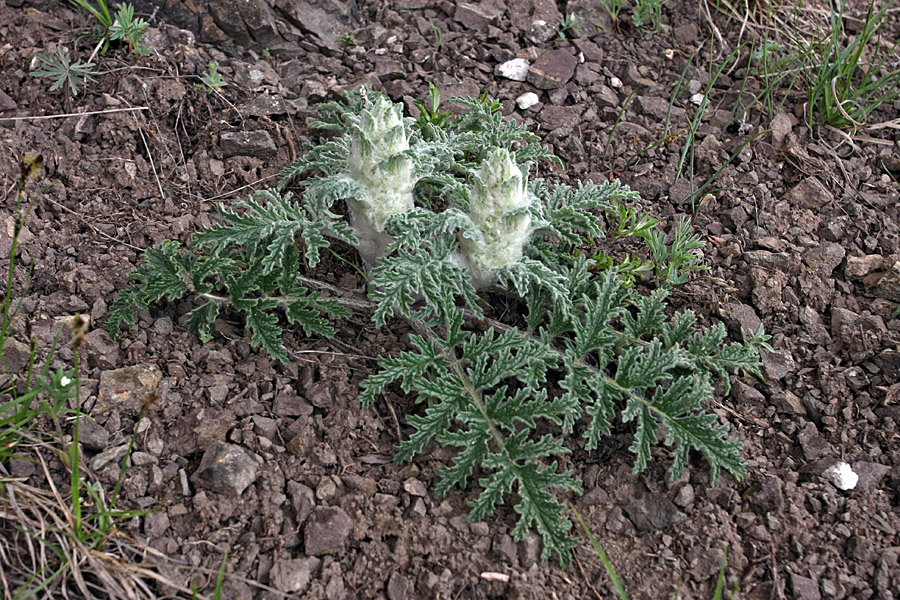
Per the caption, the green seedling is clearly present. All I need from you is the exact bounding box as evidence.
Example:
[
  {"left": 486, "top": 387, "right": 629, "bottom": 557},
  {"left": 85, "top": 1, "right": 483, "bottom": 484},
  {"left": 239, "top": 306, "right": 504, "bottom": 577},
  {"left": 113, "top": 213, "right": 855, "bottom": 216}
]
[
  {"left": 556, "top": 14, "right": 581, "bottom": 39},
  {"left": 413, "top": 82, "right": 453, "bottom": 140},
  {"left": 30, "top": 48, "right": 96, "bottom": 103},
  {"left": 71, "top": 0, "right": 148, "bottom": 55},
  {"left": 107, "top": 87, "right": 765, "bottom": 564},
  {"left": 108, "top": 2, "right": 149, "bottom": 55},
  {"left": 600, "top": 0, "right": 627, "bottom": 31},
  {"left": 196, "top": 61, "right": 227, "bottom": 94},
  {"left": 632, "top": 0, "right": 664, "bottom": 32}
]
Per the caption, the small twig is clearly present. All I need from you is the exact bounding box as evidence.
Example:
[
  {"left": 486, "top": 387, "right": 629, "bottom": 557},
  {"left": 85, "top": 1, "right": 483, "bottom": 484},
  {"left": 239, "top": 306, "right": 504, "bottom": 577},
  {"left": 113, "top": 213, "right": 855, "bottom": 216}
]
[
  {"left": 573, "top": 549, "right": 605, "bottom": 600},
  {"left": 0, "top": 106, "right": 149, "bottom": 122},
  {"left": 132, "top": 112, "right": 166, "bottom": 201},
  {"left": 43, "top": 196, "right": 142, "bottom": 251},
  {"left": 200, "top": 175, "right": 279, "bottom": 202}
]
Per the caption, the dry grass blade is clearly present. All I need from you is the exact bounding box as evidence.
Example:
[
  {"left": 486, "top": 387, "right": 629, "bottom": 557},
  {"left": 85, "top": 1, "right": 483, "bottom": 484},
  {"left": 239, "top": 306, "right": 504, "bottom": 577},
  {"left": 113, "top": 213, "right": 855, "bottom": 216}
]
[{"left": 0, "top": 448, "right": 198, "bottom": 600}]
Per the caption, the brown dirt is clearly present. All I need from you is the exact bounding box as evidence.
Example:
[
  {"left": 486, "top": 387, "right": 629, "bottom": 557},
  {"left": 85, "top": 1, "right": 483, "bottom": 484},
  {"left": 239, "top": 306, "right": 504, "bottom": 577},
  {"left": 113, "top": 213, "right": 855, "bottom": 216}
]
[{"left": 1, "top": 0, "right": 899, "bottom": 598}]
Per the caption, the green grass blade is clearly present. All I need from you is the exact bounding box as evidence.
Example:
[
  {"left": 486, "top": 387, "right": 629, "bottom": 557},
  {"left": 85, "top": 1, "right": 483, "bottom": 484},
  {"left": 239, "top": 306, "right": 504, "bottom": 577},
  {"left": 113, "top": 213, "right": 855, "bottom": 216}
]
[{"left": 570, "top": 504, "right": 629, "bottom": 600}]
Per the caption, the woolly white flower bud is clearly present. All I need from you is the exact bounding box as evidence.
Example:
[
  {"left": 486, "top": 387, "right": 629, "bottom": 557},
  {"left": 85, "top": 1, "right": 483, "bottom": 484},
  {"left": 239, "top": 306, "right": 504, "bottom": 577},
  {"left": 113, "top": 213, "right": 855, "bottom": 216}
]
[{"left": 459, "top": 148, "right": 533, "bottom": 287}]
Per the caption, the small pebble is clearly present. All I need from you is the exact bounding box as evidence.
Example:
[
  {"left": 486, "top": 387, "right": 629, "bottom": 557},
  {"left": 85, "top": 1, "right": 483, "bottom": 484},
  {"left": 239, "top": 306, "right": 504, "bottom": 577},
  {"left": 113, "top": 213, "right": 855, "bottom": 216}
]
[
  {"left": 516, "top": 92, "right": 540, "bottom": 110},
  {"left": 823, "top": 462, "right": 858, "bottom": 491}
]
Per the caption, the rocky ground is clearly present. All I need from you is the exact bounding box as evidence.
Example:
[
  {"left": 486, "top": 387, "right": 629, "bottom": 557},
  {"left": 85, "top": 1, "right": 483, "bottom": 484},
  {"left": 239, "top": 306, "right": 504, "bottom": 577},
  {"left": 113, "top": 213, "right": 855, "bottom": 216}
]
[{"left": 1, "top": 0, "right": 899, "bottom": 598}]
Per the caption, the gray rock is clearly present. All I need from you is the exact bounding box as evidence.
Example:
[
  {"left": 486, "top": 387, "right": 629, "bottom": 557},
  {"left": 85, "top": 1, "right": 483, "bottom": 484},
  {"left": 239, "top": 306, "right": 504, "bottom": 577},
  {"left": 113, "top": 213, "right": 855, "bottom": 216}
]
[
  {"left": 191, "top": 441, "right": 260, "bottom": 496},
  {"left": 0, "top": 89, "right": 16, "bottom": 112},
  {"left": 494, "top": 533, "right": 518, "bottom": 565},
  {"left": 798, "top": 423, "right": 833, "bottom": 461},
  {"left": 605, "top": 505, "right": 634, "bottom": 535},
  {"left": 252, "top": 415, "right": 278, "bottom": 440},
  {"left": 539, "top": 104, "right": 583, "bottom": 130},
  {"left": 636, "top": 95, "right": 677, "bottom": 121},
  {"left": 144, "top": 511, "right": 170, "bottom": 538},
  {"left": 220, "top": 130, "right": 276, "bottom": 158},
  {"left": 96, "top": 365, "right": 163, "bottom": 417},
  {"left": 772, "top": 390, "right": 806, "bottom": 415},
  {"left": 272, "top": 0, "right": 360, "bottom": 50},
  {"left": 77, "top": 416, "right": 110, "bottom": 452},
  {"left": 304, "top": 381, "right": 334, "bottom": 409},
  {"left": 802, "top": 242, "right": 846, "bottom": 278},
  {"left": 387, "top": 572, "right": 414, "bottom": 600},
  {"left": 624, "top": 494, "right": 685, "bottom": 531},
  {"left": 831, "top": 307, "right": 887, "bottom": 360},
  {"left": 2, "top": 338, "right": 32, "bottom": 377},
  {"left": 818, "top": 216, "right": 847, "bottom": 242},
  {"left": 732, "top": 381, "right": 766, "bottom": 405},
  {"left": 83, "top": 329, "right": 120, "bottom": 370},
  {"left": 673, "top": 484, "right": 695, "bottom": 508},
  {"left": 752, "top": 476, "right": 784, "bottom": 513},
  {"left": 594, "top": 84, "right": 619, "bottom": 107},
  {"left": 527, "top": 49, "right": 578, "bottom": 89},
  {"left": 799, "top": 306, "right": 831, "bottom": 345},
  {"left": 575, "top": 63, "right": 601, "bottom": 86},
  {"left": 518, "top": 532, "right": 541, "bottom": 568},
  {"left": 453, "top": 2, "right": 504, "bottom": 30},
  {"left": 573, "top": 38, "right": 603, "bottom": 62},
  {"left": 760, "top": 348, "right": 796, "bottom": 381},
  {"left": 786, "top": 177, "right": 833, "bottom": 210},
  {"left": 673, "top": 22, "right": 699, "bottom": 45},
  {"left": 790, "top": 573, "right": 821, "bottom": 600},
  {"left": 288, "top": 481, "right": 316, "bottom": 525},
  {"left": 770, "top": 111, "right": 792, "bottom": 149},
  {"left": 581, "top": 485, "right": 609, "bottom": 506},
  {"left": 273, "top": 387, "right": 313, "bottom": 416},
  {"left": 509, "top": 0, "right": 563, "bottom": 44},
  {"left": 90, "top": 444, "right": 129, "bottom": 471},
  {"left": 565, "top": 0, "right": 613, "bottom": 36},
  {"left": 874, "top": 259, "right": 900, "bottom": 302},
  {"left": 743, "top": 250, "right": 794, "bottom": 272},
  {"left": 269, "top": 557, "right": 319, "bottom": 593},
  {"left": 718, "top": 302, "right": 761, "bottom": 336},
  {"left": 243, "top": 95, "right": 290, "bottom": 117},
  {"left": 305, "top": 506, "right": 353, "bottom": 556},
  {"left": 852, "top": 461, "right": 891, "bottom": 491}
]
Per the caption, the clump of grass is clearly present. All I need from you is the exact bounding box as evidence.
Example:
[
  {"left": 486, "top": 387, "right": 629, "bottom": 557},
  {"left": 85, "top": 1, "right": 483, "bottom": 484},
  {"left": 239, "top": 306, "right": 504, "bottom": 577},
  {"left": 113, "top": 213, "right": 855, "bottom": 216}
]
[
  {"left": 0, "top": 156, "right": 199, "bottom": 599},
  {"left": 802, "top": 0, "right": 900, "bottom": 133}
]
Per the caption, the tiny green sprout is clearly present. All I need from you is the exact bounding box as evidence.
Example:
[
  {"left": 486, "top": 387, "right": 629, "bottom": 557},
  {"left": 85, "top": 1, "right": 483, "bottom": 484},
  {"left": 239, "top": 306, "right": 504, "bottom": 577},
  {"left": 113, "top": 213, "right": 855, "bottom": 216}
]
[
  {"left": 196, "top": 62, "right": 227, "bottom": 94},
  {"left": 109, "top": 3, "right": 149, "bottom": 55},
  {"left": 555, "top": 13, "right": 581, "bottom": 39},
  {"left": 429, "top": 19, "right": 443, "bottom": 51},
  {"left": 413, "top": 82, "right": 452, "bottom": 138},
  {"left": 339, "top": 32, "right": 358, "bottom": 47},
  {"left": 742, "top": 323, "right": 774, "bottom": 352},
  {"left": 262, "top": 47, "right": 271, "bottom": 57}
]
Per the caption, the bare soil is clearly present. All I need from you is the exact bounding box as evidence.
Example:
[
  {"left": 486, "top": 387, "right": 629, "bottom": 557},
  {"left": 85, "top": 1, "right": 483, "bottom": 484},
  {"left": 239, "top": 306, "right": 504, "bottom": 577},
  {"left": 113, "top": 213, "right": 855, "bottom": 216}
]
[{"left": 1, "top": 0, "right": 899, "bottom": 598}]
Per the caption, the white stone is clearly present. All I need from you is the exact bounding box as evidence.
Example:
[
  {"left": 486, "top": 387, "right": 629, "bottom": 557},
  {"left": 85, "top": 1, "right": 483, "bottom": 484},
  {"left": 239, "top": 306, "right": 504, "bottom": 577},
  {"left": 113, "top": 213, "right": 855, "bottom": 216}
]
[
  {"left": 496, "top": 58, "right": 531, "bottom": 82},
  {"left": 823, "top": 461, "right": 859, "bottom": 491},
  {"left": 690, "top": 93, "right": 706, "bottom": 106},
  {"left": 609, "top": 76, "right": 623, "bottom": 89},
  {"left": 516, "top": 92, "right": 540, "bottom": 110}
]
